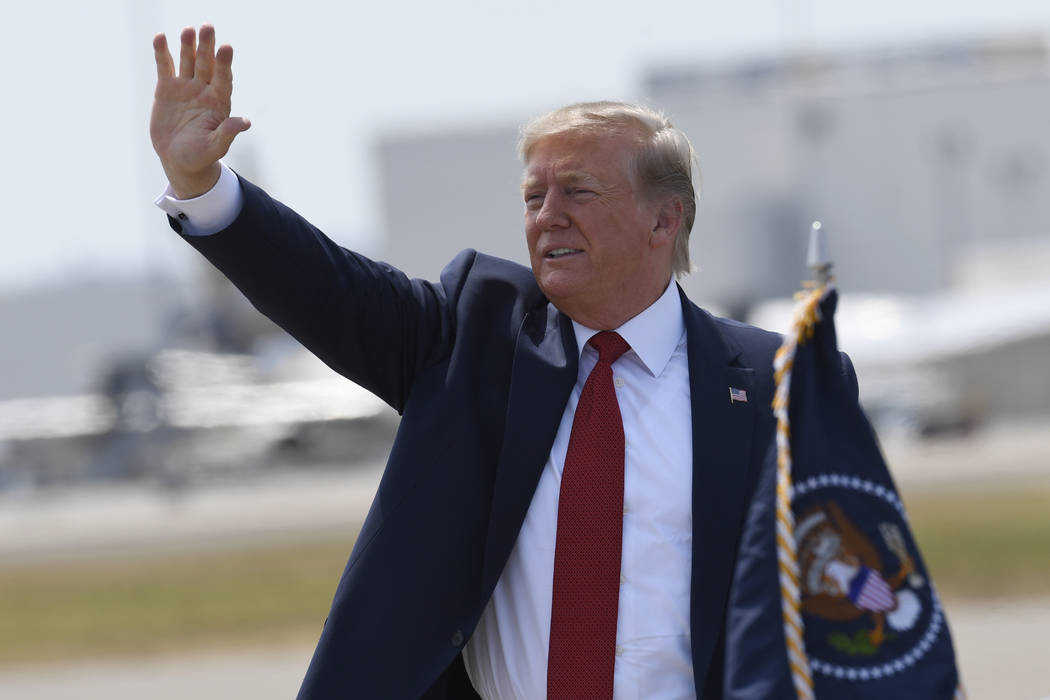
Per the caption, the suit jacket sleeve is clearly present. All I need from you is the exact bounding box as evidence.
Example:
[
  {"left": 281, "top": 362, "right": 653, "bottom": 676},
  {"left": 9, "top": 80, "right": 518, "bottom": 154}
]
[{"left": 169, "top": 175, "right": 473, "bottom": 413}]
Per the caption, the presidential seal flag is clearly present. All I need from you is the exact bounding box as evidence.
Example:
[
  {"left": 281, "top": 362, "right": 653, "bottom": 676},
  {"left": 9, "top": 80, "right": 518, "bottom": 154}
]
[{"left": 722, "top": 224, "right": 964, "bottom": 700}]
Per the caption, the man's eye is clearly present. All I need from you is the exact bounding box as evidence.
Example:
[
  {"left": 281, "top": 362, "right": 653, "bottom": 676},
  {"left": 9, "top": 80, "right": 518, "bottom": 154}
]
[
  {"left": 525, "top": 193, "right": 544, "bottom": 206},
  {"left": 570, "top": 188, "right": 595, "bottom": 197}
]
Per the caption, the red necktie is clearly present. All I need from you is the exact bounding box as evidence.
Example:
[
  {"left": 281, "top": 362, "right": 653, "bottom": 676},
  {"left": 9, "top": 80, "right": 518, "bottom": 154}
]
[{"left": 547, "top": 331, "right": 630, "bottom": 700}]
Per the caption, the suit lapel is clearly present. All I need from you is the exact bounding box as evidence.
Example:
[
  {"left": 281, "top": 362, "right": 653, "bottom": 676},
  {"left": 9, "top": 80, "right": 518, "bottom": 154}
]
[
  {"left": 482, "top": 303, "right": 578, "bottom": 595},
  {"left": 680, "top": 288, "right": 756, "bottom": 695}
]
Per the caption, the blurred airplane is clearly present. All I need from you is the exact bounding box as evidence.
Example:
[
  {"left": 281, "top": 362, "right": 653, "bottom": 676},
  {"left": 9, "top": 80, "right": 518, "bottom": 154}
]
[
  {"left": 4, "top": 269, "right": 1047, "bottom": 492},
  {"left": 0, "top": 341, "right": 395, "bottom": 492},
  {"left": 749, "top": 281, "right": 1050, "bottom": 439}
]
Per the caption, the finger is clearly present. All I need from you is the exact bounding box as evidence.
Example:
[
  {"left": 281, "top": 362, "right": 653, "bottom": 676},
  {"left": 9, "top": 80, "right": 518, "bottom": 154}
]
[
  {"left": 213, "top": 44, "right": 235, "bottom": 98},
  {"left": 153, "top": 33, "right": 175, "bottom": 80},
  {"left": 178, "top": 26, "right": 196, "bottom": 79},
  {"left": 196, "top": 24, "right": 216, "bottom": 84}
]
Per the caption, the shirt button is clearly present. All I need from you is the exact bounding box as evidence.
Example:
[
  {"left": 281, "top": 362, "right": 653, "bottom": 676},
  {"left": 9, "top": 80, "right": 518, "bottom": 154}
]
[
  {"left": 615, "top": 645, "right": 624, "bottom": 657},
  {"left": 450, "top": 629, "right": 464, "bottom": 647},
  {"left": 177, "top": 212, "right": 188, "bottom": 220},
  {"left": 614, "top": 377, "right": 625, "bottom": 388},
  {"left": 620, "top": 574, "right": 626, "bottom": 585}
]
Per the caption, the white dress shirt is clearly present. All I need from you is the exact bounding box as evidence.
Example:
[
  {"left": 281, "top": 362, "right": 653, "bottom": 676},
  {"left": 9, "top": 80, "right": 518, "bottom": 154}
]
[
  {"left": 154, "top": 162, "right": 243, "bottom": 234},
  {"left": 463, "top": 280, "right": 695, "bottom": 700},
  {"left": 155, "top": 169, "right": 696, "bottom": 698}
]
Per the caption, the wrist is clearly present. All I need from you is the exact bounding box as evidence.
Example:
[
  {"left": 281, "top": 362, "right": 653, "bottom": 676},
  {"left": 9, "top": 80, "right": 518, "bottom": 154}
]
[{"left": 167, "top": 162, "right": 222, "bottom": 200}]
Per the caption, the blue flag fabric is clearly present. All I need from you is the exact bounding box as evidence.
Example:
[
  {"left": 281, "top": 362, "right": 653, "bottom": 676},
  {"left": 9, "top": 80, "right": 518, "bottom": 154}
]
[{"left": 723, "top": 288, "right": 963, "bottom": 699}]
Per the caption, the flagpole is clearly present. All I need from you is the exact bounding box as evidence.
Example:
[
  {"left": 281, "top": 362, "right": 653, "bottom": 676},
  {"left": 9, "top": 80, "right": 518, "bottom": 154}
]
[{"left": 773, "top": 220, "right": 836, "bottom": 700}]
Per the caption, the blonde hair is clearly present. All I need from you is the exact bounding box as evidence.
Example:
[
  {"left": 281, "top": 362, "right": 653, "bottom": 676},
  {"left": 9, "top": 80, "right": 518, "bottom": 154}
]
[{"left": 518, "top": 101, "right": 699, "bottom": 277}]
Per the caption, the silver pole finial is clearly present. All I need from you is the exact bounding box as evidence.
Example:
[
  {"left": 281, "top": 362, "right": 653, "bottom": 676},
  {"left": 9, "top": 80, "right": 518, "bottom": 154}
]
[{"left": 806, "top": 221, "right": 832, "bottom": 285}]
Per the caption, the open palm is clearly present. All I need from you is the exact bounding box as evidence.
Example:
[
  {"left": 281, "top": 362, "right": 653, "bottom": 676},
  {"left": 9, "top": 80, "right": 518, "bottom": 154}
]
[{"left": 150, "top": 25, "right": 250, "bottom": 198}]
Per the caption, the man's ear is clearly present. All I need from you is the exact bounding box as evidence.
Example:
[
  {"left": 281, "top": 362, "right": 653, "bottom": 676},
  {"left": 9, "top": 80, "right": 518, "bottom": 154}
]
[{"left": 650, "top": 197, "right": 683, "bottom": 250}]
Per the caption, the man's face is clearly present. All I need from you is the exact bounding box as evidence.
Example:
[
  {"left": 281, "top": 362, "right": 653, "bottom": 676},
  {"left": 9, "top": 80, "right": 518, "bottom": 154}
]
[{"left": 522, "top": 131, "right": 672, "bottom": 329}]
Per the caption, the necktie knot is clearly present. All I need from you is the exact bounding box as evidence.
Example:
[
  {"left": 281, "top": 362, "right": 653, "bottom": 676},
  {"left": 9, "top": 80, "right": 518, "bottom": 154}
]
[{"left": 588, "top": 331, "right": 630, "bottom": 365}]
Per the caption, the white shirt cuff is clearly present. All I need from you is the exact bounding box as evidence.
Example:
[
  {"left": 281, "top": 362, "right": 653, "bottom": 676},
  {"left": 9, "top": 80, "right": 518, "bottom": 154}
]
[{"left": 153, "top": 162, "right": 244, "bottom": 236}]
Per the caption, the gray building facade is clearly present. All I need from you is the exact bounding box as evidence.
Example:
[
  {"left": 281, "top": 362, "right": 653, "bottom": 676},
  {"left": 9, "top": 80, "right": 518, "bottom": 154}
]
[{"left": 377, "top": 36, "right": 1050, "bottom": 315}]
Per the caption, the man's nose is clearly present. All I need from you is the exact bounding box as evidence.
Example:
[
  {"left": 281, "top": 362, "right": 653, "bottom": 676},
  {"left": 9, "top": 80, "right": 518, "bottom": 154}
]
[{"left": 535, "top": 190, "right": 569, "bottom": 229}]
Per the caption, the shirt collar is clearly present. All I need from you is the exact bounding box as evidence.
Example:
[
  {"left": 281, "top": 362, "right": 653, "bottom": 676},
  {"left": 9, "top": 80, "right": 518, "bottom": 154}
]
[{"left": 570, "top": 280, "right": 685, "bottom": 378}]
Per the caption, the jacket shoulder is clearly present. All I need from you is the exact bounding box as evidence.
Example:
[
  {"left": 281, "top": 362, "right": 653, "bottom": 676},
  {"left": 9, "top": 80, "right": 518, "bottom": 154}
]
[
  {"left": 439, "top": 249, "right": 545, "bottom": 315},
  {"left": 442, "top": 249, "right": 538, "bottom": 289},
  {"left": 712, "top": 316, "right": 783, "bottom": 366}
]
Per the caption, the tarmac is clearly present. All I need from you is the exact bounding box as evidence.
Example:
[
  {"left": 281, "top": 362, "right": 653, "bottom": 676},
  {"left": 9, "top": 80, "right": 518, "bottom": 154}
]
[
  {"left": 2, "top": 419, "right": 1047, "bottom": 563},
  {"left": 0, "top": 419, "right": 1047, "bottom": 699},
  {"left": 0, "top": 596, "right": 1045, "bottom": 699}
]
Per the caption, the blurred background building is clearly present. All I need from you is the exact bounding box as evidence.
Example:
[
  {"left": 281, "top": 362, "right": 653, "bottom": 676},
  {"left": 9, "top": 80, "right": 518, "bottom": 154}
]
[
  {"left": 3, "top": 32, "right": 1049, "bottom": 487},
  {"left": 379, "top": 34, "right": 1050, "bottom": 438},
  {"left": 382, "top": 36, "right": 1050, "bottom": 305}
]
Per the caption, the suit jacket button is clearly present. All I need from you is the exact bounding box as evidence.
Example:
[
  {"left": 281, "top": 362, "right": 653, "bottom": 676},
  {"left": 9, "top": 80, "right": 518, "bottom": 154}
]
[{"left": 450, "top": 630, "right": 464, "bottom": 647}]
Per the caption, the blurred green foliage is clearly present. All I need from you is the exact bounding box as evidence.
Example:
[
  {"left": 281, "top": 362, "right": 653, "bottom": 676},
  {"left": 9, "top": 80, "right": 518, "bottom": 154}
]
[
  {"left": 0, "top": 482, "right": 1047, "bottom": 666},
  {"left": 0, "top": 535, "right": 353, "bottom": 666},
  {"left": 906, "top": 481, "right": 1050, "bottom": 600}
]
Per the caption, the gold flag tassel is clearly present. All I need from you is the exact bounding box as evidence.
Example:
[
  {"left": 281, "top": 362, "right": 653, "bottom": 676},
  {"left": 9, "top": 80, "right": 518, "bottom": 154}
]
[{"left": 772, "top": 273, "right": 829, "bottom": 700}]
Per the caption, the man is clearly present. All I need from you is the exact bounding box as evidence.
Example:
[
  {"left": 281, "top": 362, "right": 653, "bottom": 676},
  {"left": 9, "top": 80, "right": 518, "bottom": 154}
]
[{"left": 151, "top": 25, "right": 781, "bottom": 699}]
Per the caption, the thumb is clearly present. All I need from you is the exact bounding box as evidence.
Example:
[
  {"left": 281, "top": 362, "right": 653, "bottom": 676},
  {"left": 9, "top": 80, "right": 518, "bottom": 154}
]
[{"left": 212, "top": 116, "right": 252, "bottom": 153}]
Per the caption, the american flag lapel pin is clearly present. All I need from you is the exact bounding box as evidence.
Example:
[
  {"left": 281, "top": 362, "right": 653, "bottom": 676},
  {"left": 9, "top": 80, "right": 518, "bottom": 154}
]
[{"left": 729, "top": 387, "right": 748, "bottom": 404}]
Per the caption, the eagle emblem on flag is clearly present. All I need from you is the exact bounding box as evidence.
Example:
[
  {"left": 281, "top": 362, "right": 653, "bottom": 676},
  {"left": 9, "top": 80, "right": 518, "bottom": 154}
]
[{"left": 794, "top": 494, "right": 930, "bottom": 663}]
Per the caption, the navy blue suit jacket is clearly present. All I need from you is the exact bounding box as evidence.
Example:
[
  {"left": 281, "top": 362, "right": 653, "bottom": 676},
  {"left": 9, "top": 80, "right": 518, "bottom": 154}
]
[{"left": 172, "top": 177, "right": 782, "bottom": 699}]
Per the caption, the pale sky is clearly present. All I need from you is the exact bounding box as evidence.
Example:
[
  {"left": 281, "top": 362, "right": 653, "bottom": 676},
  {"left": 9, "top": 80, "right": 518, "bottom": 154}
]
[{"left": 4, "top": 0, "right": 1050, "bottom": 292}]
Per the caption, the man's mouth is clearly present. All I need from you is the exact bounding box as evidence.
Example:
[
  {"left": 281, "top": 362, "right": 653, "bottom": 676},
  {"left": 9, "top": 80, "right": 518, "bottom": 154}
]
[{"left": 545, "top": 248, "right": 582, "bottom": 259}]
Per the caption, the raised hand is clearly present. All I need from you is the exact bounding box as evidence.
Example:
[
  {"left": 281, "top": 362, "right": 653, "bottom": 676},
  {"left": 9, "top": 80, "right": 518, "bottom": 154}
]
[{"left": 150, "top": 25, "right": 251, "bottom": 199}]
